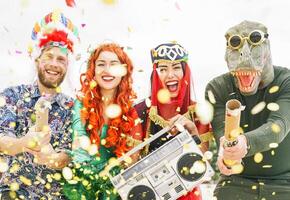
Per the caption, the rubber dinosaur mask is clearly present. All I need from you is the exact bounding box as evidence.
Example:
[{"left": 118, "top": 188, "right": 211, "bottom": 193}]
[{"left": 225, "top": 20, "right": 274, "bottom": 96}]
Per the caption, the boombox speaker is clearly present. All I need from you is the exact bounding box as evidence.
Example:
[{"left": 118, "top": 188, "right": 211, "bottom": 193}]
[{"left": 109, "top": 126, "right": 214, "bottom": 200}]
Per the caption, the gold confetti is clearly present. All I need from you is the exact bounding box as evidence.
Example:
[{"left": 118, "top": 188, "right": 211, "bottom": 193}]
[
  {"left": 207, "top": 90, "right": 216, "bottom": 104},
  {"left": 254, "top": 153, "right": 263, "bottom": 163},
  {"left": 271, "top": 123, "right": 281, "bottom": 133},
  {"left": 102, "top": 0, "right": 117, "bottom": 5},
  {"left": 269, "top": 143, "right": 278, "bottom": 148},
  {"left": 251, "top": 101, "right": 266, "bottom": 115},
  {"left": 195, "top": 100, "right": 214, "bottom": 124},
  {"left": 231, "top": 164, "right": 244, "bottom": 174},
  {"left": 157, "top": 89, "right": 171, "bottom": 104},
  {"left": 0, "top": 96, "right": 6, "bottom": 107},
  {"left": 62, "top": 167, "right": 73, "bottom": 180},
  {"left": 20, "top": 176, "right": 32, "bottom": 186},
  {"left": 105, "top": 104, "right": 122, "bottom": 119},
  {"left": 10, "top": 182, "right": 19, "bottom": 191},
  {"left": 27, "top": 139, "right": 37, "bottom": 149},
  {"left": 55, "top": 87, "right": 61, "bottom": 93},
  {"left": 0, "top": 159, "right": 9, "bottom": 173},
  {"left": 101, "top": 139, "right": 107, "bottom": 146},
  {"left": 53, "top": 173, "right": 62, "bottom": 181},
  {"left": 267, "top": 103, "right": 279, "bottom": 111},
  {"left": 124, "top": 155, "right": 132, "bottom": 164},
  {"left": 271, "top": 150, "right": 275, "bottom": 156},
  {"left": 108, "top": 157, "right": 120, "bottom": 167},
  {"left": 89, "top": 80, "right": 97, "bottom": 89},
  {"left": 108, "top": 64, "right": 127, "bottom": 77},
  {"left": 9, "top": 163, "right": 20, "bottom": 173},
  {"left": 252, "top": 185, "right": 257, "bottom": 190},
  {"left": 9, "top": 122, "right": 16, "bottom": 128},
  {"left": 269, "top": 86, "right": 279, "bottom": 94},
  {"left": 88, "top": 144, "right": 98, "bottom": 156}
]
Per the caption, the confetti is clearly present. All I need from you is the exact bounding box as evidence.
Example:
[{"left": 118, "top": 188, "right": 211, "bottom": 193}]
[
  {"left": 254, "top": 152, "right": 263, "bottom": 163},
  {"left": 269, "top": 143, "right": 278, "bottom": 148},
  {"left": 102, "top": 0, "right": 117, "bottom": 5},
  {"left": 101, "top": 139, "right": 106, "bottom": 145},
  {"left": 88, "top": 144, "right": 98, "bottom": 155},
  {"left": 203, "top": 151, "right": 213, "bottom": 160},
  {"left": 10, "top": 182, "right": 19, "bottom": 191},
  {"left": 269, "top": 86, "right": 279, "bottom": 94},
  {"left": 55, "top": 87, "right": 62, "bottom": 93},
  {"left": 174, "top": 1, "right": 181, "bottom": 11},
  {"left": 105, "top": 104, "right": 122, "bottom": 119},
  {"left": 79, "top": 136, "right": 91, "bottom": 151},
  {"left": 267, "top": 103, "right": 279, "bottom": 111},
  {"left": 262, "top": 165, "right": 272, "bottom": 168},
  {"left": 108, "top": 64, "right": 127, "bottom": 77},
  {"left": 0, "top": 96, "right": 6, "bottom": 107},
  {"left": 20, "top": 176, "right": 32, "bottom": 186},
  {"left": 108, "top": 157, "right": 120, "bottom": 167},
  {"left": 0, "top": 159, "right": 9, "bottom": 173},
  {"left": 195, "top": 100, "right": 214, "bottom": 124},
  {"left": 65, "top": 0, "right": 76, "bottom": 7},
  {"left": 251, "top": 101, "right": 266, "bottom": 115},
  {"left": 190, "top": 161, "right": 206, "bottom": 174},
  {"left": 231, "top": 164, "right": 244, "bottom": 174},
  {"left": 271, "top": 123, "right": 281, "bottom": 133},
  {"left": 89, "top": 80, "right": 97, "bottom": 89},
  {"left": 145, "top": 98, "right": 151, "bottom": 108},
  {"left": 62, "top": 167, "right": 73, "bottom": 180},
  {"left": 207, "top": 90, "right": 216, "bottom": 104},
  {"left": 157, "top": 89, "right": 171, "bottom": 104}
]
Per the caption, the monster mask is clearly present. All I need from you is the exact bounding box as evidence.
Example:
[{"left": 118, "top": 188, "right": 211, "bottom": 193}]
[{"left": 225, "top": 20, "right": 274, "bottom": 96}]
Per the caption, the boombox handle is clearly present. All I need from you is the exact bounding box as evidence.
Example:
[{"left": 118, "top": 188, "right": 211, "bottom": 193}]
[{"left": 118, "top": 125, "right": 172, "bottom": 163}]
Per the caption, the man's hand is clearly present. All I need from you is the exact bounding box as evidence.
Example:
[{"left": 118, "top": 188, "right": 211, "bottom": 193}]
[
  {"left": 217, "top": 135, "right": 248, "bottom": 176},
  {"left": 220, "top": 135, "right": 248, "bottom": 161},
  {"left": 22, "top": 126, "right": 51, "bottom": 152},
  {"left": 169, "top": 114, "right": 198, "bottom": 136},
  {"left": 24, "top": 144, "right": 70, "bottom": 169}
]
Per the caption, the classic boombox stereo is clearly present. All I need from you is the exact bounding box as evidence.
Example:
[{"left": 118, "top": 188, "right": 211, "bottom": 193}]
[{"left": 109, "top": 126, "right": 214, "bottom": 200}]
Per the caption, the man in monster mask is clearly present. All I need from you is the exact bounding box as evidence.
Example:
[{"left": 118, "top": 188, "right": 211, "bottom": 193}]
[{"left": 205, "top": 20, "right": 290, "bottom": 199}]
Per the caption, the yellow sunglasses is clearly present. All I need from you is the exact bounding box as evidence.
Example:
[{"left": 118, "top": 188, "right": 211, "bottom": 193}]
[{"left": 227, "top": 30, "right": 269, "bottom": 50}]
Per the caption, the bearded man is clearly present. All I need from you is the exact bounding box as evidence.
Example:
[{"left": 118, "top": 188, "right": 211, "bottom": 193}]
[
  {"left": 206, "top": 20, "right": 290, "bottom": 200},
  {"left": 0, "top": 12, "right": 78, "bottom": 199}
]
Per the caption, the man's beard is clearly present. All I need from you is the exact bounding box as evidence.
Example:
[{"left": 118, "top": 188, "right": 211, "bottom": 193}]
[{"left": 38, "top": 70, "right": 66, "bottom": 89}]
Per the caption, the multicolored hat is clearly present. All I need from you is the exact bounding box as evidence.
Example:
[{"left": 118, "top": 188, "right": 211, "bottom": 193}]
[
  {"left": 28, "top": 10, "right": 80, "bottom": 57},
  {"left": 151, "top": 42, "right": 188, "bottom": 63}
]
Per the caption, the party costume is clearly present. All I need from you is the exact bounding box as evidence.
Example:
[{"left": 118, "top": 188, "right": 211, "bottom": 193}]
[{"left": 135, "top": 42, "right": 212, "bottom": 200}]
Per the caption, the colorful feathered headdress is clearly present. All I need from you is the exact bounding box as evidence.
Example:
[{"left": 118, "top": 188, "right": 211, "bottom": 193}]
[{"left": 28, "top": 10, "right": 80, "bottom": 58}]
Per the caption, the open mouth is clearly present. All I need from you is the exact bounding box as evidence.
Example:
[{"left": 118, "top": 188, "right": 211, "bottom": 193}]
[
  {"left": 45, "top": 69, "right": 60, "bottom": 77},
  {"left": 166, "top": 80, "right": 179, "bottom": 92},
  {"left": 231, "top": 70, "right": 262, "bottom": 92},
  {"left": 102, "top": 75, "right": 115, "bottom": 82}
]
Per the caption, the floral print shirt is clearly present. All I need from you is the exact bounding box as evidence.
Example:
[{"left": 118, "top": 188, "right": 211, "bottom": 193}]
[{"left": 0, "top": 82, "right": 73, "bottom": 200}]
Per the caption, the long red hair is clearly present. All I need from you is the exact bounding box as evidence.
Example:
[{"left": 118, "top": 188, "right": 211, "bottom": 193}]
[{"left": 78, "top": 43, "right": 136, "bottom": 155}]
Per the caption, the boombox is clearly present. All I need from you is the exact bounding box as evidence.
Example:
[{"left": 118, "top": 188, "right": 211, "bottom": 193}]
[{"left": 109, "top": 126, "right": 214, "bottom": 200}]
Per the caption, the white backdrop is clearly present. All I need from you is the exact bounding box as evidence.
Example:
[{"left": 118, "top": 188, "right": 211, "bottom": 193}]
[{"left": 1, "top": 0, "right": 290, "bottom": 102}]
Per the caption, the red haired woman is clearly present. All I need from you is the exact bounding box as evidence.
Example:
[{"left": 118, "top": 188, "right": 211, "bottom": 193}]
[
  {"left": 134, "top": 42, "right": 212, "bottom": 200},
  {"left": 63, "top": 43, "right": 143, "bottom": 199}
]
